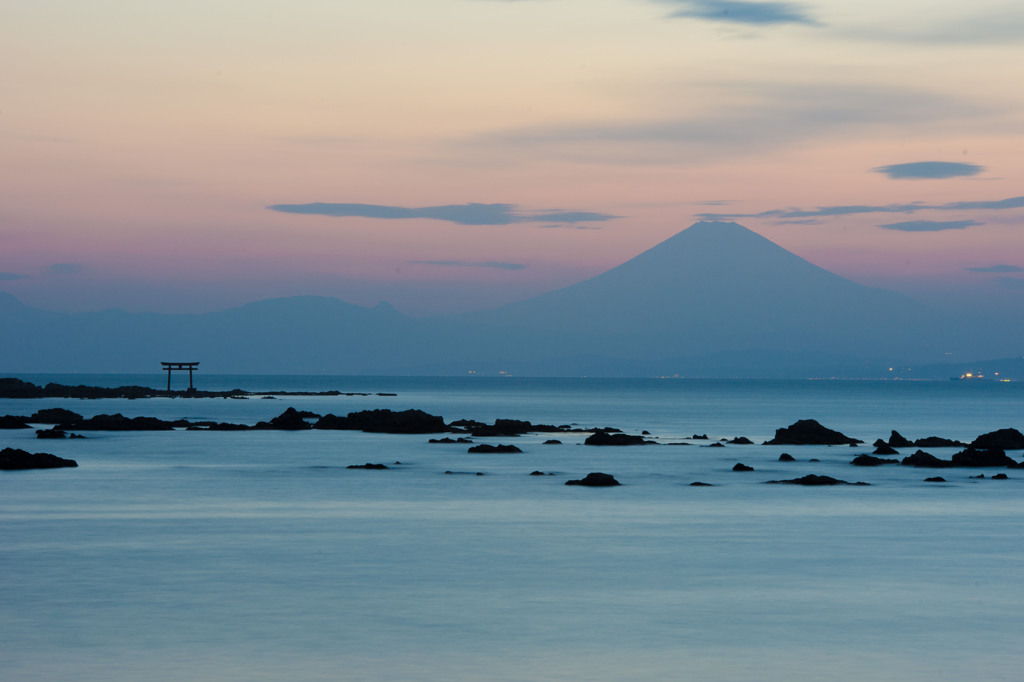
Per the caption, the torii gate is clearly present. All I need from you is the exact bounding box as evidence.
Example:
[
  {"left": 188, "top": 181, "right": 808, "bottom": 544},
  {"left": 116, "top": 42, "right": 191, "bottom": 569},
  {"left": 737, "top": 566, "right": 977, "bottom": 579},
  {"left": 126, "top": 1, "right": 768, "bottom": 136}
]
[{"left": 161, "top": 362, "right": 199, "bottom": 391}]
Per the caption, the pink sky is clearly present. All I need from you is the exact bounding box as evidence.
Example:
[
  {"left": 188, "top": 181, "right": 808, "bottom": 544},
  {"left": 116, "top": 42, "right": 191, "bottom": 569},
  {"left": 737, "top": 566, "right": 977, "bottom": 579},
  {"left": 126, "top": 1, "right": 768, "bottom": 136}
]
[{"left": 2, "top": 0, "right": 1022, "bottom": 316}]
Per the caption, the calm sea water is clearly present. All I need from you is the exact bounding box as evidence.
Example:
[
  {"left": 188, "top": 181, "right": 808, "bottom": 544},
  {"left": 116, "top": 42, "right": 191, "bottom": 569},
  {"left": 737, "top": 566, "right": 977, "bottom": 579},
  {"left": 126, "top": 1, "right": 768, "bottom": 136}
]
[{"left": 2, "top": 376, "right": 1023, "bottom": 681}]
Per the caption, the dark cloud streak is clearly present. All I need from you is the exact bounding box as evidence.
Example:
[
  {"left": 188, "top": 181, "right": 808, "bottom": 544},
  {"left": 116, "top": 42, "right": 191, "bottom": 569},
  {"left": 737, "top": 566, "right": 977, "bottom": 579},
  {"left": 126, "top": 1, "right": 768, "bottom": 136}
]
[
  {"left": 879, "top": 220, "right": 980, "bottom": 232},
  {"left": 659, "top": 0, "right": 819, "bottom": 26},
  {"left": 268, "top": 202, "right": 618, "bottom": 226},
  {"left": 874, "top": 161, "right": 984, "bottom": 179},
  {"left": 698, "top": 195, "right": 1024, "bottom": 220}
]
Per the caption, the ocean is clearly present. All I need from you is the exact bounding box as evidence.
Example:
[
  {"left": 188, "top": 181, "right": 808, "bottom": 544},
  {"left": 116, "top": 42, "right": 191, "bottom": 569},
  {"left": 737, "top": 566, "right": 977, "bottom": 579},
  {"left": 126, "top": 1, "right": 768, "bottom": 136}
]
[{"left": 2, "top": 375, "right": 1023, "bottom": 681}]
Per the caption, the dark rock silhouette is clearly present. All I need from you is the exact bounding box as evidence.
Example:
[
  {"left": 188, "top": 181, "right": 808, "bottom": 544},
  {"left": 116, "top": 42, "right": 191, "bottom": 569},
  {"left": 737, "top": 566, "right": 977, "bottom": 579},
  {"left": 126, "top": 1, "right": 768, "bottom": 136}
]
[
  {"left": 692, "top": 434, "right": 709, "bottom": 440},
  {"left": 971, "top": 428, "right": 1024, "bottom": 450},
  {"left": 707, "top": 442, "right": 725, "bottom": 448},
  {"left": 766, "top": 474, "right": 869, "bottom": 486},
  {"left": 689, "top": 481, "right": 713, "bottom": 486},
  {"left": 732, "top": 463, "right": 754, "bottom": 472},
  {"left": 888, "top": 430, "right": 914, "bottom": 448},
  {"left": 729, "top": 436, "right": 753, "bottom": 444},
  {"left": 35, "top": 428, "right": 67, "bottom": 439},
  {"left": 71, "top": 413, "right": 175, "bottom": 431},
  {"left": 873, "top": 443, "right": 899, "bottom": 456},
  {"left": 0, "top": 447, "right": 77, "bottom": 470},
  {"left": 347, "top": 463, "right": 389, "bottom": 470},
  {"left": 0, "top": 415, "right": 31, "bottom": 429},
  {"left": 314, "top": 409, "right": 446, "bottom": 433},
  {"left": 254, "top": 407, "right": 312, "bottom": 430},
  {"left": 924, "top": 477, "right": 946, "bottom": 483},
  {"left": 584, "top": 432, "right": 654, "bottom": 446},
  {"left": 993, "top": 473, "right": 1009, "bottom": 480},
  {"left": 543, "top": 439, "right": 562, "bottom": 445},
  {"left": 914, "top": 436, "right": 965, "bottom": 448},
  {"left": 429, "top": 437, "right": 472, "bottom": 444},
  {"left": 764, "top": 419, "right": 862, "bottom": 445},
  {"left": 950, "top": 447, "right": 1015, "bottom": 468},
  {"left": 900, "top": 450, "right": 954, "bottom": 468},
  {"left": 30, "top": 408, "right": 83, "bottom": 424},
  {"left": 565, "top": 472, "right": 621, "bottom": 487},
  {"left": 468, "top": 444, "right": 522, "bottom": 453},
  {"left": 851, "top": 454, "right": 898, "bottom": 466},
  {"left": 778, "top": 453, "right": 795, "bottom": 462}
]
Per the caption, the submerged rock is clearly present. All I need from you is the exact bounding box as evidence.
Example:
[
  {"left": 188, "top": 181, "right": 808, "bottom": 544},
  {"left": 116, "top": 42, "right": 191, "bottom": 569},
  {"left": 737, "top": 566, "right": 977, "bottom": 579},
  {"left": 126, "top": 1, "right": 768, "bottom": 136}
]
[
  {"left": 467, "top": 444, "right": 522, "bottom": 453},
  {"left": 314, "top": 409, "right": 447, "bottom": 434},
  {"left": 71, "top": 413, "right": 175, "bottom": 431},
  {"left": 35, "top": 428, "right": 67, "bottom": 439},
  {"left": 0, "top": 447, "right": 77, "bottom": 470},
  {"left": 950, "top": 447, "right": 1016, "bottom": 468},
  {"left": 729, "top": 436, "right": 754, "bottom": 445},
  {"left": 778, "top": 453, "right": 795, "bottom": 462},
  {"left": 888, "top": 430, "right": 914, "bottom": 448},
  {"left": 914, "top": 436, "right": 964, "bottom": 448},
  {"left": 971, "top": 428, "right": 1024, "bottom": 451},
  {"left": 732, "top": 463, "right": 754, "bottom": 472},
  {"left": 346, "top": 463, "right": 389, "bottom": 470},
  {"left": 689, "top": 481, "right": 713, "bottom": 487},
  {"left": 851, "top": 454, "right": 899, "bottom": 466},
  {"left": 565, "top": 472, "right": 621, "bottom": 487},
  {"left": 765, "top": 474, "right": 869, "bottom": 486},
  {"left": 900, "top": 450, "right": 954, "bottom": 468},
  {"left": 924, "top": 477, "right": 946, "bottom": 483},
  {"left": 0, "top": 415, "right": 31, "bottom": 429},
  {"left": 764, "top": 419, "right": 862, "bottom": 446},
  {"left": 584, "top": 432, "right": 654, "bottom": 446},
  {"left": 29, "top": 408, "right": 83, "bottom": 425}
]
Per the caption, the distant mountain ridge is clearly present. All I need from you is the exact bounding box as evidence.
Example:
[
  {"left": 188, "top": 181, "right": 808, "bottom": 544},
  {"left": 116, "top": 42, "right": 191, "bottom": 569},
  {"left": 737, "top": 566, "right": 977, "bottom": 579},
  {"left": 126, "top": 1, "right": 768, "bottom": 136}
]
[{"left": 1, "top": 222, "right": 1017, "bottom": 376}]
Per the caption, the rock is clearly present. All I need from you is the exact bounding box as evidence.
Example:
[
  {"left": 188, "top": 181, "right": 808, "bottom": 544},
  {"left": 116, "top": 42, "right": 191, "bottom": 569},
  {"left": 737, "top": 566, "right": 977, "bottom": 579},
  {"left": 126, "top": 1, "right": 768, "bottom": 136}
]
[
  {"left": 29, "top": 408, "right": 83, "bottom": 424},
  {"left": 0, "top": 415, "right": 31, "bottom": 429},
  {"left": 565, "top": 472, "right": 621, "bottom": 487},
  {"left": 315, "top": 409, "right": 447, "bottom": 434},
  {"left": 346, "top": 463, "right": 389, "bottom": 470},
  {"left": 993, "top": 473, "right": 1010, "bottom": 480},
  {"left": 254, "top": 407, "right": 312, "bottom": 430},
  {"left": 729, "top": 436, "right": 754, "bottom": 445},
  {"left": 35, "top": 428, "right": 67, "bottom": 439},
  {"left": 692, "top": 434, "right": 709, "bottom": 440},
  {"left": 543, "top": 439, "right": 562, "bottom": 445},
  {"left": 205, "top": 422, "right": 251, "bottom": 431},
  {"left": 0, "top": 447, "right": 77, "bottom": 470},
  {"left": 950, "top": 447, "right": 1016, "bottom": 468},
  {"left": 914, "top": 436, "right": 964, "bottom": 448},
  {"left": 467, "top": 444, "right": 522, "bottom": 453},
  {"left": 689, "top": 481, "right": 713, "bottom": 486},
  {"left": 900, "top": 450, "right": 954, "bottom": 468},
  {"left": 72, "top": 413, "right": 175, "bottom": 431},
  {"left": 529, "top": 470, "right": 547, "bottom": 476},
  {"left": 873, "top": 443, "right": 899, "bottom": 456},
  {"left": 872, "top": 439, "right": 888, "bottom": 448},
  {"left": 971, "top": 428, "right": 1024, "bottom": 450},
  {"left": 778, "top": 453, "right": 796, "bottom": 462},
  {"left": 851, "top": 454, "right": 899, "bottom": 466},
  {"left": 970, "top": 474, "right": 986, "bottom": 479},
  {"left": 765, "top": 474, "right": 869, "bottom": 486},
  {"left": 888, "top": 430, "right": 914, "bottom": 448},
  {"left": 732, "top": 463, "right": 754, "bottom": 472},
  {"left": 924, "top": 477, "right": 946, "bottom": 483},
  {"left": 707, "top": 442, "right": 725, "bottom": 448},
  {"left": 584, "top": 432, "right": 654, "bottom": 446},
  {"left": 429, "top": 437, "right": 472, "bottom": 444},
  {"left": 764, "top": 419, "right": 862, "bottom": 445}
]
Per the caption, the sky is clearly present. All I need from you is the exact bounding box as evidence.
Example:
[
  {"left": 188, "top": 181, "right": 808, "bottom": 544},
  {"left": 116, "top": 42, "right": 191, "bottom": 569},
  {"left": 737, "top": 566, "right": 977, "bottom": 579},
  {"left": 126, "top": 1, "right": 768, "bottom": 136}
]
[{"left": 2, "top": 0, "right": 1022, "bottom": 316}]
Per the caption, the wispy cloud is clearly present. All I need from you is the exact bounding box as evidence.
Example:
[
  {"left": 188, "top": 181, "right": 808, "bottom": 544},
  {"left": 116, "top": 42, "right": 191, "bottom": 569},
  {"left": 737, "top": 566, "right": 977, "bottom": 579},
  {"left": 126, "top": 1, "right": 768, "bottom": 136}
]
[
  {"left": 874, "top": 161, "right": 984, "bottom": 180},
  {"left": 463, "top": 83, "right": 984, "bottom": 166},
  {"left": 965, "top": 264, "right": 1024, "bottom": 273},
  {"left": 408, "top": 260, "right": 527, "bottom": 270},
  {"left": 268, "top": 202, "right": 618, "bottom": 226},
  {"left": 698, "top": 195, "right": 1024, "bottom": 220},
  {"left": 0, "top": 272, "right": 29, "bottom": 281},
  {"left": 879, "top": 220, "right": 980, "bottom": 232},
  {"left": 658, "top": 0, "right": 819, "bottom": 26}
]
